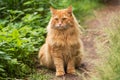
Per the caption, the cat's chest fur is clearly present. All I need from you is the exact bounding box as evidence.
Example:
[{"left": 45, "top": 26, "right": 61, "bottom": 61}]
[
  {"left": 47, "top": 29, "right": 80, "bottom": 53},
  {"left": 52, "top": 33, "right": 79, "bottom": 47}
]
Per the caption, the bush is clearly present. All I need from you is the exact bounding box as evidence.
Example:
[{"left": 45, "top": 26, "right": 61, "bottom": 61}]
[
  {"left": 0, "top": 0, "right": 48, "bottom": 78},
  {"left": 0, "top": 20, "right": 46, "bottom": 79}
]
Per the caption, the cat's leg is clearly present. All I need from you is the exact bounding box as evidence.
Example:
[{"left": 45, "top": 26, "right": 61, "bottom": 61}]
[
  {"left": 67, "top": 58, "right": 76, "bottom": 74},
  {"left": 67, "top": 48, "right": 83, "bottom": 74},
  {"left": 53, "top": 55, "right": 65, "bottom": 76}
]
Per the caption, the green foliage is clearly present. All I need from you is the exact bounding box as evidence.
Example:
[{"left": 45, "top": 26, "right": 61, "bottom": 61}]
[
  {"left": 0, "top": 21, "right": 46, "bottom": 78},
  {"left": 0, "top": 0, "right": 48, "bottom": 78},
  {"left": 0, "top": 0, "right": 101, "bottom": 79}
]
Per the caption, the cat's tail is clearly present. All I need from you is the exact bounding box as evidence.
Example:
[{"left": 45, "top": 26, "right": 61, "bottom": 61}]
[
  {"left": 72, "top": 13, "right": 84, "bottom": 34},
  {"left": 38, "top": 44, "right": 55, "bottom": 69},
  {"left": 38, "top": 44, "right": 45, "bottom": 66}
]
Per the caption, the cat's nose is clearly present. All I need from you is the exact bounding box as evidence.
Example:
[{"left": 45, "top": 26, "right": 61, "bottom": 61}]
[
  {"left": 58, "top": 23, "right": 62, "bottom": 26},
  {"left": 58, "top": 22, "right": 62, "bottom": 26}
]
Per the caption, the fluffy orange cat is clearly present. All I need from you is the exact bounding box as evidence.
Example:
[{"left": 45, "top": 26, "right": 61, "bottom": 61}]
[{"left": 38, "top": 6, "right": 84, "bottom": 76}]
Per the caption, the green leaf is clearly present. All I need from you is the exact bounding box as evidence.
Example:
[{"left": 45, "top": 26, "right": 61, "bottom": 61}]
[
  {"left": 7, "top": 10, "right": 23, "bottom": 14},
  {"left": 23, "top": 1, "right": 34, "bottom": 6},
  {"left": 10, "top": 59, "right": 19, "bottom": 64},
  {"left": 23, "top": 8, "right": 33, "bottom": 12},
  {"left": 36, "top": 8, "right": 44, "bottom": 12},
  {"left": 0, "top": 68, "right": 5, "bottom": 72},
  {"left": 16, "top": 39, "right": 22, "bottom": 47},
  {"left": 22, "top": 14, "right": 40, "bottom": 23},
  {"left": 0, "top": 7, "right": 6, "bottom": 11},
  {"left": 12, "top": 29, "right": 19, "bottom": 39},
  {"left": 3, "top": 55, "right": 11, "bottom": 60},
  {"left": 0, "top": 51, "right": 5, "bottom": 55}
]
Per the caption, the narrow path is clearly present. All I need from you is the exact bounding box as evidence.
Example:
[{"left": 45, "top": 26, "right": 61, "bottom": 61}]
[{"left": 82, "top": 1, "right": 120, "bottom": 79}]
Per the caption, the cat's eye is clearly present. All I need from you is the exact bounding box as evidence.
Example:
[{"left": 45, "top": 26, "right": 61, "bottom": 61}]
[
  {"left": 54, "top": 18, "right": 58, "bottom": 21},
  {"left": 62, "top": 18, "right": 67, "bottom": 20}
]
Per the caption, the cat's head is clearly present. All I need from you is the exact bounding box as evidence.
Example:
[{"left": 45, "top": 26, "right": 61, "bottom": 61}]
[{"left": 50, "top": 6, "right": 74, "bottom": 30}]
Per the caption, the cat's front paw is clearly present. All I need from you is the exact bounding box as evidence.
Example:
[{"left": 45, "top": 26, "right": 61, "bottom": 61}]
[
  {"left": 56, "top": 71, "right": 65, "bottom": 76},
  {"left": 67, "top": 69, "right": 76, "bottom": 75}
]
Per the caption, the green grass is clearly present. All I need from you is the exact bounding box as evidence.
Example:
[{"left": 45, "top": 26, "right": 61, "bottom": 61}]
[
  {"left": 93, "top": 17, "right": 120, "bottom": 80},
  {"left": 28, "top": 73, "right": 49, "bottom": 80}
]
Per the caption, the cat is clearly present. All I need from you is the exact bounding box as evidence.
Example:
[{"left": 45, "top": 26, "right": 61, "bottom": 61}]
[{"left": 38, "top": 6, "right": 84, "bottom": 76}]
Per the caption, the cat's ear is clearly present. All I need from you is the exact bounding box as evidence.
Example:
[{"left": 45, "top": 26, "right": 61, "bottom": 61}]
[
  {"left": 67, "top": 6, "right": 72, "bottom": 14},
  {"left": 50, "top": 7, "right": 56, "bottom": 15}
]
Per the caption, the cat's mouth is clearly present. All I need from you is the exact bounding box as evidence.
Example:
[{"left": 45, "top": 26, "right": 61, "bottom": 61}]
[
  {"left": 55, "top": 25, "right": 69, "bottom": 30},
  {"left": 56, "top": 26, "right": 67, "bottom": 30}
]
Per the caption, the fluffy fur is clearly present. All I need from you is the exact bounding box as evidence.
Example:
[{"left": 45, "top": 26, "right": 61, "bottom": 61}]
[{"left": 38, "top": 6, "right": 84, "bottom": 76}]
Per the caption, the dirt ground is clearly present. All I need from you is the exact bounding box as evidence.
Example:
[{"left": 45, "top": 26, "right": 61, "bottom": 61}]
[{"left": 36, "top": 1, "right": 120, "bottom": 80}]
